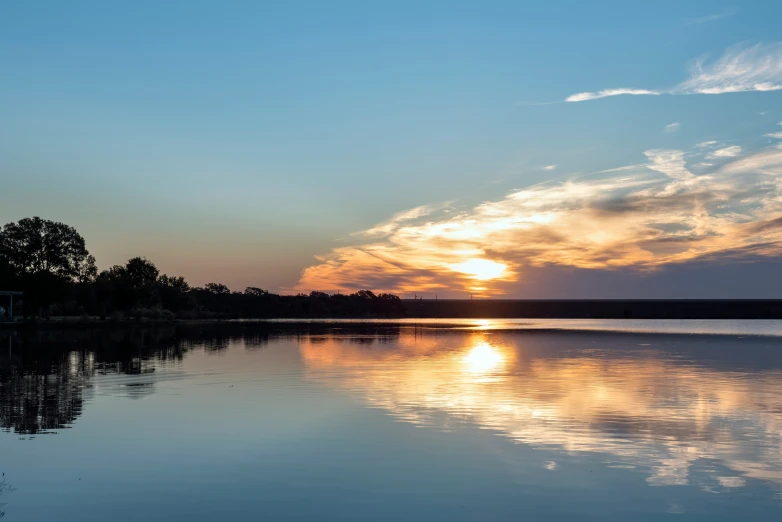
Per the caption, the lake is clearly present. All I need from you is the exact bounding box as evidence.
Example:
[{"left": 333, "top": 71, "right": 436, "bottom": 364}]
[{"left": 2, "top": 319, "right": 782, "bottom": 521}]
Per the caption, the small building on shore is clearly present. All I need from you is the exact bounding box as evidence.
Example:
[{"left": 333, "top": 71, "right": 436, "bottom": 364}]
[{"left": 0, "top": 291, "right": 23, "bottom": 319}]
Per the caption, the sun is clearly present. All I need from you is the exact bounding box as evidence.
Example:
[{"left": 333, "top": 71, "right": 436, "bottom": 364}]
[
  {"left": 449, "top": 258, "right": 508, "bottom": 280},
  {"left": 462, "top": 342, "right": 505, "bottom": 373}
]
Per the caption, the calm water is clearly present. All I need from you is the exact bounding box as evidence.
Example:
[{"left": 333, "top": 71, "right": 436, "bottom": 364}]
[{"left": 2, "top": 320, "right": 782, "bottom": 521}]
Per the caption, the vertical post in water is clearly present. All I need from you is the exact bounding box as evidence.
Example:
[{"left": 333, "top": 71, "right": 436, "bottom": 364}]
[{"left": 9, "top": 294, "right": 13, "bottom": 318}]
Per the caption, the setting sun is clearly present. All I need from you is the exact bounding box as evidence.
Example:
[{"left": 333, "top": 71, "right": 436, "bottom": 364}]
[{"left": 449, "top": 258, "right": 508, "bottom": 281}]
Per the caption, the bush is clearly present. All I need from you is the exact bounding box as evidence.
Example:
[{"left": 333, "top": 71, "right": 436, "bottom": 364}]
[{"left": 129, "top": 307, "right": 176, "bottom": 322}]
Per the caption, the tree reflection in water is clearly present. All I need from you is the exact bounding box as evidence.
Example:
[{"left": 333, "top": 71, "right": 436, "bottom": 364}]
[
  {"left": 0, "top": 323, "right": 401, "bottom": 436},
  {"left": 6, "top": 322, "right": 782, "bottom": 497},
  {"left": 0, "top": 477, "right": 15, "bottom": 518},
  {"left": 0, "top": 325, "right": 278, "bottom": 435}
]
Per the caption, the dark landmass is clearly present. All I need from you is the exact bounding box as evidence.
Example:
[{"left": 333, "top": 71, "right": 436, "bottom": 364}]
[
  {"left": 1, "top": 217, "right": 404, "bottom": 322},
  {"left": 3, "top": 217, "right": 782, "bottom": 323},
  {"left": 402, "top": 299, "right": 782, "bottom": 319}
]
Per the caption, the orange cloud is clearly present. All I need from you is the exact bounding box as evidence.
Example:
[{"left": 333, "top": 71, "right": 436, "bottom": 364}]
[{"left": 294, "top": 143, "right": 782, "bottom": 296}]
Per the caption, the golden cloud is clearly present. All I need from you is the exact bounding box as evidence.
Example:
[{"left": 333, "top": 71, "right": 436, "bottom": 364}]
[{"left": 294, "top": 144, "right": 782, "bottom": 295}]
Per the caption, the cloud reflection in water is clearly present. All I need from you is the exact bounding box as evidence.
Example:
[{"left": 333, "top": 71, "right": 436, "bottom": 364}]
[{"left": 300, "top": 328, "right": 782, "bottom": 491}]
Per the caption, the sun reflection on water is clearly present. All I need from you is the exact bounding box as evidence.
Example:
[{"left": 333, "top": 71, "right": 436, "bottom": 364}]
[
  {"left": 299, "top": 329, "right": 782, "bottom": 492},
  {"left": 461, "top": 342, "right": 505, "bottom": 374}
]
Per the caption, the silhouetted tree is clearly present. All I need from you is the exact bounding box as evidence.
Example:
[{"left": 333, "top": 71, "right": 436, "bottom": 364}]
[
  {"left": 96, "top": 266, "right": 136, "bottom": 315},
  {"left": 351, "top": 290, "right": 376, "bottom": 300},
  {"left": 125, "top": 257, "right": 159, "bottom": 291},
  {"left": 1, "top": 217, "right": 408, "bottom": 320},
  {"left": 0, "top": 217, "right": 96, "bottom": 281},
  {"left": 96, "top": 258, "right": 163, "bottom": 315},
  {"left": 124, "top": 257, "right": 160, "bottom": 308},
  {"left": 204, "top": 283, "right": 230, "bottom": 295},
  {"left": 157, "top": 275, "right": 191, "bottom": 312},
  {"left": 0, "top": 217, "right": 96, "bottom": 315}
]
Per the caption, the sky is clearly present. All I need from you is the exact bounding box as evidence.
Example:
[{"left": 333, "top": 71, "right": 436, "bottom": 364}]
[{"left": 2, "top": 0, "right": 782, "bottom": 297}]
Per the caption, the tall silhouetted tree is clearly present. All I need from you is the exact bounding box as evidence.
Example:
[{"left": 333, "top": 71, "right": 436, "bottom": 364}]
[
  {"left": 124, "top": 257, "right": 159, "bottom": 307},
  {"left": 0, "top": 217, "right": 96, "bottom": 315}
]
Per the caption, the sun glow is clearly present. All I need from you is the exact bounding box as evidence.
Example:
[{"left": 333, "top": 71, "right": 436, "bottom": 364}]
[
  {"left": 294, "top": 144, "right": 782, "bottom": 296},
  {"left": 449, "top": 258, "right": 508, "bottom": 281},
  {"left": 462, "top": 342, "right": 505, "bottom": 373}
]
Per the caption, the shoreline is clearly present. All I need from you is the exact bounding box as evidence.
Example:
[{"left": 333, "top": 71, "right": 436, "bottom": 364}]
[
  {"left": 4, "top": 299, "right": 782, "bottom": 328},
  {"left": 3, "top": 317, "right": 782, "bottom": 341}
]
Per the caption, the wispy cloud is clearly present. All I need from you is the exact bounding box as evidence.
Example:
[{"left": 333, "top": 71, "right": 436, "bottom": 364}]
[
  {"left": 543, "top": 164, "right": 558, "bottom": 171},
  {"left": 294, "top": 140, "right": 782, "bottom": 295},
  {"left": 706, "top": 145, "right": 742, "bottom": 159},
  {"left": 664, "top": 122, "right": 681, "bottom": 133},
  {"left": 767, "top": 122, "right": 782, "bottom": 139},
  {"left": 675, "top": 44, "right": 782, "bottom": 94},
  {"left": 566, "top": 43, "right": 782, "bottom": 102},
  {"left": 357, "top": 203, "right": 449, "bottom": 238},
  {"left": 565, "top": 88, "right": 660, "bottom": 103},
  {"left": 687, "top": 11, "right": 735, "bottom": 26}
]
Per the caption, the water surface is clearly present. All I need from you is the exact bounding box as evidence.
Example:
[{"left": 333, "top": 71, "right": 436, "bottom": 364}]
[{"left": 2, "top": 320, "right": 782, "bottom": 520}]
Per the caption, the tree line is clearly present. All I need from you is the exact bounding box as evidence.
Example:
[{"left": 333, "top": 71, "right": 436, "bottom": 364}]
[{"left": 0, "top": 217, "right": 404, "bottom": 319}]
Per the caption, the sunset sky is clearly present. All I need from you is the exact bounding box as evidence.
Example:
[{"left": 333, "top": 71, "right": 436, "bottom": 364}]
[{"left": 3, "top": 1, "right": 782, "bottom": 297}]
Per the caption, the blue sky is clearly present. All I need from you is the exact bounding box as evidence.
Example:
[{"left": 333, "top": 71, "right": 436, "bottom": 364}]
[{"left": 2, "top": 1, "right": 782, "bottom": 296}]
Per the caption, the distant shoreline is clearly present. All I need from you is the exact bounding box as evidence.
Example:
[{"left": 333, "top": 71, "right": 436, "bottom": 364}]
[
  {"left": 3, "top": 299, "right": 782, "bottom": 327},
  {"left": 401, "top": 299, "right": 782, "bottom": 319}
]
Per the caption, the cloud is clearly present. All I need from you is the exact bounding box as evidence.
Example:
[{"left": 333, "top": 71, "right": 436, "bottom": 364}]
[
  {"left": 293, "top": 142, "right": 782, "bottom": 296},
  {"left": 565, "top": 88, "right": 660, "bottom": 103},
  {"left": 357, "top": 203, "right": 448, "bottom": 238},
  {"left": 566, "top": 43, "right": 782, "bottom": 102},
  {"left": 706, "top": 145, "right": 742, "bottom": 159},
  {"left": 675, "top": 44, "right": 782, "bottom": 94},
  {"left": 696, "top": 140, "right": 718, "bottom": 148},
  {"left": 767, "top": 122, "right": 782, "bottom": 139},
  {"left": 664, "top": 122, "right": 681, "bottom": 133},
  {"left": 543, "top": 164, "right": 558, "bottom": 171},
  {"left": 687, "top": 11, "right": 735, "bottom": 25}
]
